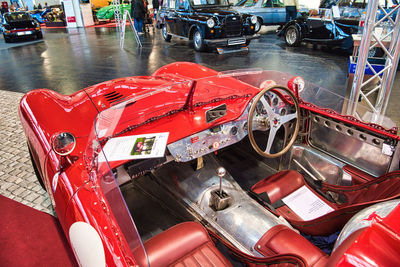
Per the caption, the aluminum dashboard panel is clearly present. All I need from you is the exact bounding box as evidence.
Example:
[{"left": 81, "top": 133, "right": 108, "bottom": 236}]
[{"left": 168, "top": 116, "right": 248, "bottom": 162}]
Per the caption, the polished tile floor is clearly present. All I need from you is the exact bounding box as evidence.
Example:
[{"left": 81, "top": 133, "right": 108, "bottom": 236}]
[{"left": 0, "top": 26, "right": 350, "bottom": 96}]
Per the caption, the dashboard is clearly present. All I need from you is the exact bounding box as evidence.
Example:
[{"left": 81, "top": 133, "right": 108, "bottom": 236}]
[
  {"left": 167, "top": 90, "right": 293, "bottom": 162},
  {"left": 167, "top": 113, "right": 249, "bottom": 162}
]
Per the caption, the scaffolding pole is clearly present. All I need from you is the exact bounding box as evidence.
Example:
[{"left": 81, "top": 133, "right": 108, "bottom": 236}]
[
  {"left": 112, "top": 0, "right": 122, "bottom": 31},
  {"left": 120, "top": 10, "right": 142, "bottom": 49},
  {"left": 347, "top": 0, "right": 400, "bottom": 124}
]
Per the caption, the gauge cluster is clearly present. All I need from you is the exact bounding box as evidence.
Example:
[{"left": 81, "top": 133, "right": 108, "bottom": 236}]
[{"left": 168, "top": 116, "right": 248, "bottom": 162}]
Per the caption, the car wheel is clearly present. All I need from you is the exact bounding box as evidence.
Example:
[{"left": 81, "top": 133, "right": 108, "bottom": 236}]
[
  {"left": 162, "top": 24, "right": 171, "bottom": 42},
  {"left": 193, "top": 29, "right": 206, "bottom": 52},
  {"left": 3, "top": 34, "right": 11, "bottom": 43},
  {"left": 37, "top": 32, "right": 43, "bottom": 39},
  {"left": 255, "top": 18, "right": 262, "bottom": 33},
  {"left": 28, "top": 144, "right": 46, "bottom": 191},
  {"left": 285, "top": 25, "right": 301, "bottom": 47}
]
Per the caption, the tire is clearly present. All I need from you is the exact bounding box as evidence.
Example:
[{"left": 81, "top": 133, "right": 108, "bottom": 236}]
[
  {"left": 285, "top": 25, "right": 301, "bottom": 47},
  {"left": 254, "top": 18, "right": 262, "bottom": 33},
  {"left": 162, "top": 24, "right": 171, "bottom": 42},
  {"left": 3, "top": 34, "right": 11, "bottom": 43},
  {"left": 36, "top": 32, "right": 43, "bottom": 39},
  {"left": 28, "top": 144, "right": 46, "bottom": 191},
  {"left": 193, "top": 29, "right": 206, "bottom": 52}
]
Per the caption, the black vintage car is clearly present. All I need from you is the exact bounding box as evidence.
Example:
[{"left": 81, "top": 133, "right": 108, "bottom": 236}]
[
  {"left": 1, "top": 11, "right": 43, "bottom": 43},
  {"left": 279, "top": 8, "right": 358, "bottom": 52},
  {"left": 160, "top": 0, "right": 259, "bottom": 51}
]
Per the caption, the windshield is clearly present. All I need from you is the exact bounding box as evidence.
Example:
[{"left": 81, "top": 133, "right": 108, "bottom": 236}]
[
  {"left": 5, "top": 12, "right": 30, "bottom": 22},
  {"left": 190, "top": 0, "right": 229, "bottom": 7},
  {"left": 84, "top": 69, "right": 396, "bottom": 265}
]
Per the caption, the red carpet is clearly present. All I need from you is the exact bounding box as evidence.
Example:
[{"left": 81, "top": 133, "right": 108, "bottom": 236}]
[
  {"left": 86, "top": 22, "right": 132, "bottom": 28},
  {"left": 0, "top": 195, "right": 77, "bottom": 266}
]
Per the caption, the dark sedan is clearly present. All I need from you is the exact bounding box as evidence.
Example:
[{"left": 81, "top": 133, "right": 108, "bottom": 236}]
[
  {"left": 160, "top": 0, "right": 259, "bottom": 52},
  {"left": 1, "top": 11, "right": 43, "bottom": 43}
]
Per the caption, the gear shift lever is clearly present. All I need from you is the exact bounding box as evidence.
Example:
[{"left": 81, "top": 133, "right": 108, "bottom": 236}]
[
  {"left": 217, "top": 167, "right": 226, "bottom": 196},
  {"left": 210, "top": 167, "right": 231, "bottom": 211}
]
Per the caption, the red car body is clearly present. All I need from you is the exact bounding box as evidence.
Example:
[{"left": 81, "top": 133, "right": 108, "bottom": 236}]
[{"left": 19, "top": 62, "right": 400, "bottom": 266}]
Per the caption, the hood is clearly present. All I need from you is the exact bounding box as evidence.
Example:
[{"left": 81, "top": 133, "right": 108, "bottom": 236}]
[
  {"left": 84, "top": 75, "right": 187, "bottom": 113},
  {"left": 193, "top": 7, "right": 242, "bottom": 18}
]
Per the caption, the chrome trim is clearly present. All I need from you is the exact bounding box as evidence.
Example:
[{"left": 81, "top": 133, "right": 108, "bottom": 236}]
[
  {"left": 227, "top": 37, "right": 246, "bottom": 46},
  {"left": 204, "top": 34, "right": 260, "bottom": 44}
]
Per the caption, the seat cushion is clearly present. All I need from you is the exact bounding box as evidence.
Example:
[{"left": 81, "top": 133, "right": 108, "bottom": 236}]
[
  {"left": 142, "top": 222, "right": 232, "bottom": 267},
  {"left": 251, "top": 170, "right": 400, "bottom": 235},
  {"left": 255, "top": 225, "right": 328, "bottom": 267},
  {"left": 252, "top": 170, "right": 305, "bottom": 204}
]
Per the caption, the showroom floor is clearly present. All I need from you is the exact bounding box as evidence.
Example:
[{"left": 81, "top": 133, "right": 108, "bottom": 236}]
[{"left": 0, "top": 25, "right": 399, "bottom": 215}]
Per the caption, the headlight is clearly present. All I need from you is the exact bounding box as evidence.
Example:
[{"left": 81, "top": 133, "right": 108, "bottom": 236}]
[
  {"left": 207, "top": 18, "right": 215, "bottom": 28},
  {"left": 251, "top": 15, "right": 257, "bottom": 24},
  {"left": 250, "top": 15, "right": 257, "bottom": 24}
]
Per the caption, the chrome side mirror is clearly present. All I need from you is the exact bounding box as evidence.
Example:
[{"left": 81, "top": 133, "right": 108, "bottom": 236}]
[
  {"left": 52, "top": 132, "right": 76, "bottom": 174},
  {"left": 52, "top": 132, "right": 76, "bottom": 156}
]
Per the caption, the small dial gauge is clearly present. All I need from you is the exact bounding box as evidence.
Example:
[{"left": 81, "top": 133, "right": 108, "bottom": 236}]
[
  {"left": 230, "top": 126, "right": 238, "bottom": 136},
  {"left": 272, "top": 97, "right": 279, "bottom": 107},
  {"left": 255, "top": 101, "right": 266, "bottom": 115}
]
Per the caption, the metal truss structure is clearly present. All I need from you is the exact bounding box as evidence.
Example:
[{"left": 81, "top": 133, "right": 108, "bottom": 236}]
[
  {"left": 112, "top": 0, "right": 122, "bottom": 31},
  {"left": 347, "top": 0, "right": 400, "bottom": 124},
  {"left": 120, "top": 10, "right": 142, "bottom": 49}
]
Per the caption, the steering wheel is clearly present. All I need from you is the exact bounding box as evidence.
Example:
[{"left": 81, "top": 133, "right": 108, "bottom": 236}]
[{"left": 247, "top": 85, "right": 300, "bottom": 158}]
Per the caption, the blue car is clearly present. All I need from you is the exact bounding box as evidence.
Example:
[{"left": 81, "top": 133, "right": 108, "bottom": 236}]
[
  {"left": 233, "top": 0, "right": 309, "bottom": 32},
  {"left": 29, "top": 8, "right": 51, "bottom": 24}
]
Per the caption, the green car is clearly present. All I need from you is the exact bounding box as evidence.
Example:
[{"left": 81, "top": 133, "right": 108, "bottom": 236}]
[{"left": 96, "top": 4, "right": 131, "bottom": 20}]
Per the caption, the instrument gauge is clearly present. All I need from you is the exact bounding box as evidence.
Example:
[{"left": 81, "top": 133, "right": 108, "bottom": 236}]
[
  {"left": 272, "top": 97, "right": 279, "bottom": 107},
  {"left": 230, "top": 126, "right": 238, "bottom": 136}
]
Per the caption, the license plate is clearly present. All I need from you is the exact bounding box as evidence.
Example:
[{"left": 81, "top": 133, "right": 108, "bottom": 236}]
[
  {"left": 17, "top": 31, "right": 32, "bottom": 36},
  {"left": 228, "top": 38, "right": 246, "bottom": 46}
]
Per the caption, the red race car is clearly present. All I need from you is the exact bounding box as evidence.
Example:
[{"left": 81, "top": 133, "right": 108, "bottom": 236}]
[{"left": 19, "top": 62, "right": 400, "bottom": 266}]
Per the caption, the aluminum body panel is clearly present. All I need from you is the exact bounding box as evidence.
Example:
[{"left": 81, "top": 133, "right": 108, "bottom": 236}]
[
  {"left": 309, "top": 114, "right": 392, "bottom": 176},
  {"left": 152, "top": 155, "right": 286, "bottom": 256},
  {"left": 287, "top": 144, "right": 351, "bottom": 185}
]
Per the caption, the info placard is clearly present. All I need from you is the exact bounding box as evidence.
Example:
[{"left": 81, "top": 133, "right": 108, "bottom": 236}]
[
  {"left": 282, "top": 185, "right": 334, "bottom": 221},
  {"left": 99, "top": 132, "right": 169, "bottom": 162}
]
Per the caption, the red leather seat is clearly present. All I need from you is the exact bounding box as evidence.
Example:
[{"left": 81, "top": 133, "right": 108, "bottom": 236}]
[
  {"left": 254, "top": 224, "right": 328, "bottom": 267},
  {"left": 137, "top": 222, "right": 232, "bottom": 267},
  {"left": 251, "top": 170, "right": 400, "bottom": 235}
]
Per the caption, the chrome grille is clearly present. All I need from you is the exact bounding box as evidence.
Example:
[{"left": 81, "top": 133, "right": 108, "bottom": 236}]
[{"left": 225, "top": 16, "right": 241, "bottom": 37}]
